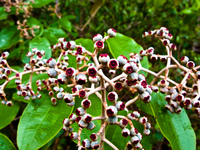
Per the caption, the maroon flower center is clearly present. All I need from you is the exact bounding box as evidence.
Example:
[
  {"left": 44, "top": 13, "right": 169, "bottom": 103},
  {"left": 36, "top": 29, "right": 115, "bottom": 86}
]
[
  {"left": 141, "top": 80, "right": 147, "bottom": 88},
  {"left": 77, "top": 47, "right": 82, "bottom": 54},
  {"left": 109, "top": 60, "right": 118, "bottom": 69},
  {"left": 67, "top": 42, "right": 71, "bottom": 49},
  {"left": 66, "top": 68, "right": 74, "bottom": 76},
  {"left": 115, "top": 82, "right": 123, "bottom": 90},
  {"left": 77, "top": 79, "right": 85, "bottom": 85},
  {"left": 107, "top": 109, "right": 114, "bottom": 117},
  {"left": 76, "top": 116, "right": 82, "bottom": 122},
  {"left": 176, "top": 95, "right": 182, "bottom": 101},
  {"left": 122, "top": 119, "right": 128, "bottom": 125},
  {"left": 181, "top": 56, "right": 185, "bottom": 61},
  {"left": 187, "top": 62, "right": 194, "bottom": 68},
  {"left": 122, "top": 132, "right": 129, "bottom": 137},
  {"left": 100, "top": 53, "right": 108, "bottom": 57},
  {"left": 83, "top": 100, "right": 90, "bottom": 108},
  {"left": 90, "top": 134, "right": 97, "bottom": 141},
  {"left": 185, "top": 99, "right": 190, "bottom": 105},
  {"left": 119, "top": 103, "right": 125, "bottom": 110},
  {"left": 108, "top": 93, "right": 115, "bottom": 101},
  {"left": 85, "top": 116, "right": 92, "bottom": 123},
  {"left": 96, "top": 41, "right": 103, "bottom": 48},
  {"left": 126, "top": 66, "right": 133, "bottom": 74},
  {"left": 79, "top": 90, "right": 86, "bottom": 97},
  {"left": 161, "top": 80, "right": 165, "bottom": 84},
  {"left": 111, "top": 28, "right": 116, "bottom": 33},
  {"left": 88, "top": 68, "right": 97, "bottom": 77}
]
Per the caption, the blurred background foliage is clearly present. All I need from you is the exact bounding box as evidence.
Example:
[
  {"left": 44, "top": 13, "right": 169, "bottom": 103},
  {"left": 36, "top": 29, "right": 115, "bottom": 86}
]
[{"left": 0, "top": 0, "right": 200, "bottom": 149}]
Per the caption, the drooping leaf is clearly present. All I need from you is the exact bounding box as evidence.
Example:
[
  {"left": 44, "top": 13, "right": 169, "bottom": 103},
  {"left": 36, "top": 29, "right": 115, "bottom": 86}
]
[
  {"left": 0, "top": 101, "right": 20, "bottom": 129},
  {"left": 17, "top": 92, "right": 73, "bottom": 150},
  {"left": 150, "top": 92, "right": 196, "bottom": 150},
  {"left": 106, "top": 33, "right": 149, "bottom": 76},
  {"left": 0, "top": 7, "right": 8, "bottom": 20},
  {"left": 58, "top": 16, "right": 72, "bottom": 32},
  {"left": 26, "top": 17, "right": 44, "bottom": 37},
  {"left": 0, "top": 133, "right": 16, "bottom": 150},
  {"left": 0, "top": 26, "right": 20, "bottom": 50}
]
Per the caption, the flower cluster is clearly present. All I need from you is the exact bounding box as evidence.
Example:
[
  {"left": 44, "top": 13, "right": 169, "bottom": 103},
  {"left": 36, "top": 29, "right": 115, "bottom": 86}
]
[
  {"left": 0, "top": 26, "right": 199, "bottom": 149},
  {"left": 142, "top": 27, "right": 200, "bottom": 116}
]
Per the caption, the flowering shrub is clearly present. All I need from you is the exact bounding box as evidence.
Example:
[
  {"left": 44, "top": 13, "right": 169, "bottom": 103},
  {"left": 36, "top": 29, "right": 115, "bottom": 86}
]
[{"left": 0, "top": 26, "right": 198, "bottom": 150}]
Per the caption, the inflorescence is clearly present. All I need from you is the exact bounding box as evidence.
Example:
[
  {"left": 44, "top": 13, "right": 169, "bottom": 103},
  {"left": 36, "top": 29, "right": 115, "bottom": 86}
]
[{"left": 0, "top": 27, "right": 199, "bottom": 149}]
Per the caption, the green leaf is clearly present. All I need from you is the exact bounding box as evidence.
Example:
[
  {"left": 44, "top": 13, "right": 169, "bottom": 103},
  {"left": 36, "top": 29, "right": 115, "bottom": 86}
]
[
  {"left": 43, "top": 27, "right": 67, "bottom": 45},
  {"left": 58, "top": 16, "right": 72, "bottom": 32},
  {"left": 106, "top": 33, "right": 149, "bottom": 76},
  {"left": 75, "top": 38, "right": 94, "bottom": 53},
  {"left": 150, "top": 92, "right": 196, "bottom": 150},
  {"left": 0, "top": 133, "right": 16, "bottom": 150},
  {"left": 0, "top": 101, "right": 20, "bottom": 129},
  {"left": 0, "top": 7, "right": 8, "bottom": 20},
  {"left": 17, "top": 91, "right": 73, "bottom": 150},
  {"left": 26, "top": 17, "right": 44, "bottom": 37},
  {"left": 30, "top": 0, "right": 54, "bottom": 8},
  {"left": 29, "top": 37, "right": 51, "bottom": 60},
  {"left": 153, "top": 0, "right": 167, "bottom": 9},
  {"left": 0, "top": 26, "right": 20, "bottom": 50}
]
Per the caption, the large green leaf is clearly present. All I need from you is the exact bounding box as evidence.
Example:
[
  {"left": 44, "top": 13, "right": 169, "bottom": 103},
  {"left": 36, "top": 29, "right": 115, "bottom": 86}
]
[
  {"left": 0, "top": 101, "right": 20, "bottom": 129},
  {"left": 106, "top": 33, "right": 149, "bottom": 76},
  {"left": 0, "top": 26, "right": 20, "bottom": 50},
  {"left": 0, "top": 133, "right": 16, "bottom": 150},
  {"left": 29, "top": 37, "right": 51, "bottom": 60},
  {"left": 150, "top": 92, "right": 196, "bottom": 150},
  {"left": 17, "top": 92, "right": 73, "bottom": 150},
  {"left": 26, "top": 17, "right": 44, "bottom": 37},
  {"left": 0, "top": 7, "right": 8, "bottom": 20}
]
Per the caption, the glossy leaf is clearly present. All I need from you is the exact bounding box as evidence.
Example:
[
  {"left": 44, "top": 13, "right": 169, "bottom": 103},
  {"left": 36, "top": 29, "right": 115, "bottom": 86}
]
[
  {"left": 29, "top": 37, "right": 51, "bottom": 60},
  {"left": 0, "top": 26, "right": 20, "bottom": 50},
  {"left": 30, "top": 0, "right": 54, "bottom": 8},
  {"left": 0, "top": 7, "right": 8, "bottom": 20},
  {"left": 107, "top": 33, "right": 149, "bottom": 76},
  {"left": 75, "top": 38, "right": 94, "bottom": 53},
  {"left": 26, "top": 17, "right": 44, "bottom": 37},
  {"left": 17, "top": 92, "right": 73, "bottom": 150},
  {"left": 150, "top": 92, "right": 196, "bottom": 150},
  {"left": 0, "top": 101, "right": 20, "bottom": 129},
  {"left": 0, "top": 133, "right": 16, "bottom": 150},
  {"left": 58, "top": 16, "right": 72, "bottom": 32}
]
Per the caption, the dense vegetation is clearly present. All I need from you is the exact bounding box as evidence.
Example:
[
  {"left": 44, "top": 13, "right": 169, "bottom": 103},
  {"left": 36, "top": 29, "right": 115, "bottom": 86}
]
[{"left": 0, "top": 0, "right": 200, "bottom": 150}]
